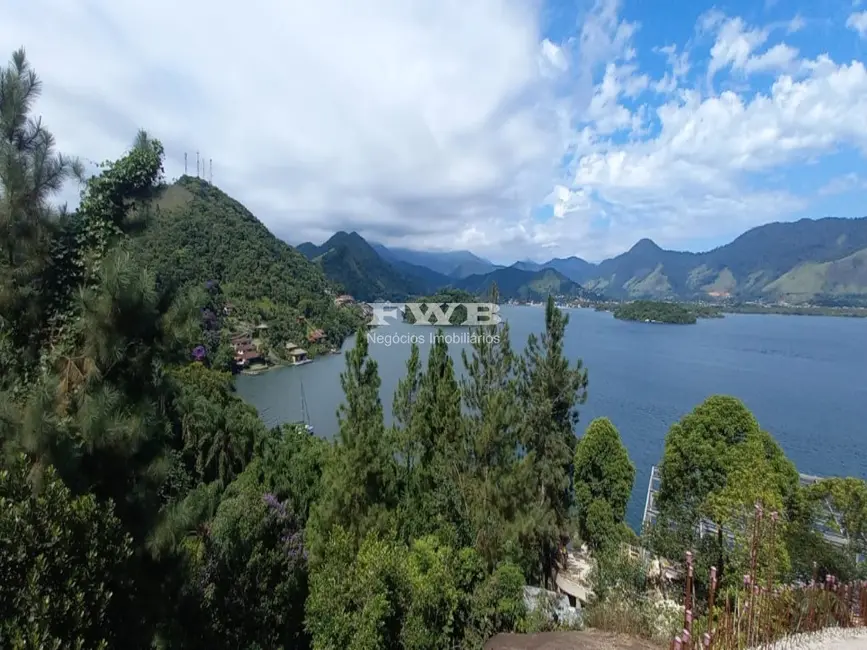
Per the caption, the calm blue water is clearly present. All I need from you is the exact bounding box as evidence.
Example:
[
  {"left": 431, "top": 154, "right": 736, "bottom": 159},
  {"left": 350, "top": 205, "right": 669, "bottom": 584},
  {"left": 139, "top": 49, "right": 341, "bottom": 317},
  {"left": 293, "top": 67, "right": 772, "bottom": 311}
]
[{"left": 236, "top": 306, "right": 867, "bottom": 530}]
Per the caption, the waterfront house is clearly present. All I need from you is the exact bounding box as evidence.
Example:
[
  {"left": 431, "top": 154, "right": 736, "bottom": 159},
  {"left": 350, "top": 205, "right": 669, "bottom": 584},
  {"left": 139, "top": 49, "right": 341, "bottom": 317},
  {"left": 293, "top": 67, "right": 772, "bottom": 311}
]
[
  {"left": 285, "top": 342, "right": 310, "bottom": 365},
  {"left": 307, "top": 328, "right": 325, "bottom": 343},
  {"left": 234, "top": 343, "right": 263, "bottom": 367}
]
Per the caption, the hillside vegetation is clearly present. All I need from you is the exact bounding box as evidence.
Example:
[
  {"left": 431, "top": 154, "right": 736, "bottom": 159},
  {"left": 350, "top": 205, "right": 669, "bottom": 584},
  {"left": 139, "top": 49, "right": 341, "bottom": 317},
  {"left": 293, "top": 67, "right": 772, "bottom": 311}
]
[
  {"left": 297, "top": 231, "right": 447, "bottom": 301},
  {"left": 130, "top": 178, "right": 363, "bottom": 358},
  {"left": 2, "top": 47, "right": 865, "bottom": 650},
  {"left": 453, "top": 267, "right": 601, "bottom": 302},
  {"left": 612, "top": 301, "right": 699, "bottom": 324}
]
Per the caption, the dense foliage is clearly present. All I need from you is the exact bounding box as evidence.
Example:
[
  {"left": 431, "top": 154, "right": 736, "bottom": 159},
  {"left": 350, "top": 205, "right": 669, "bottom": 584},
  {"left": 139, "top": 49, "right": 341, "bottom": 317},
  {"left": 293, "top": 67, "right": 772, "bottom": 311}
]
[
  {"left": 454, "top": 267, "right": 601, "bottom": 302},
  {"left": 2, "top": 47, "right": 865, "bottom": 650},
  {"left": 129, "top": 178, "right": 364, "bottom": 361},
  {"left": 646, "top": 395, "right": 865, "bottom": 592},
  {"left": 573, "top": 418, "right": 636, "bottom": 551},
  {"left": 613, "top": 300, "right": 698, "bottom": 324},
  {"left": 298, "top": 231, "right": 440, "bottom": 301}
]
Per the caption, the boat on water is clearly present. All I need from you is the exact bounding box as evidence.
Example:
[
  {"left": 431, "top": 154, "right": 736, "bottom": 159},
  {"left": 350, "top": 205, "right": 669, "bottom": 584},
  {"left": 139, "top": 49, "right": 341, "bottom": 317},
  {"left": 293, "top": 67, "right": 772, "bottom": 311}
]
[{"left": 300, "top": 380, "right": 314, "bottom": 434}]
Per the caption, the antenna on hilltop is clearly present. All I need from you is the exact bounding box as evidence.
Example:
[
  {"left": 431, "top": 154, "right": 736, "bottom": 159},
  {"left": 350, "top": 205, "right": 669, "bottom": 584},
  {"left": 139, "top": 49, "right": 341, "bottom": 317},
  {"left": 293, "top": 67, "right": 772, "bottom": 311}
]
[
  {"left": 209, "top": 158, "right": 213, "bottom": 184},
  {"left": 184, "top": 152, "right": 187, "bottom": 175},
  {"left": 196, "top": 151, "right": 200, "bottom": 178}
]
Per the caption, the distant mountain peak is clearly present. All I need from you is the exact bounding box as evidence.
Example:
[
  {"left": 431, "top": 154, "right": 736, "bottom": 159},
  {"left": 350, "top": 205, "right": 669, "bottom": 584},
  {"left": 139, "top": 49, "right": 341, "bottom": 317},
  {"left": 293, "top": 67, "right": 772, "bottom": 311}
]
[{"left": 630, "top": 238, "right": 661, "bottom": 252}]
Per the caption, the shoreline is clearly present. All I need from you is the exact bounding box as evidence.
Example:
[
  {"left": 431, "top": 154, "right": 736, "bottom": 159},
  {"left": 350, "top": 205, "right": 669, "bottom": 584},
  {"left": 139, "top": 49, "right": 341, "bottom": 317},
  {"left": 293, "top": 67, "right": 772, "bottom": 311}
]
[{"left": 239, "top": 347, "right": 344, "bottom": 375}]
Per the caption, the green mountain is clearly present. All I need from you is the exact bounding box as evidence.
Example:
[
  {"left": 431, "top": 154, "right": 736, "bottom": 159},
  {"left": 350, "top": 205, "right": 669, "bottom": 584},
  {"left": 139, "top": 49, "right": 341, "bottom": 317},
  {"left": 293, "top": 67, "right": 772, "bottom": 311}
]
[
  {"left": 130, "top": 176, "right": 362, "bottom": 348},
  {"left": 297, "top": 231, "right": 450, "bottom": 301},
  {"left": 581, "top": 218, "right": 867, "bottom": 303},
  {"left": 454, "top": 267, "right": 601, "bottom": 302},
  {"left": 372, "top": 242, "right": 502, "bottom": 278},
  {"left": 512, "top": 257, "right": 594, "bottom": 282}
]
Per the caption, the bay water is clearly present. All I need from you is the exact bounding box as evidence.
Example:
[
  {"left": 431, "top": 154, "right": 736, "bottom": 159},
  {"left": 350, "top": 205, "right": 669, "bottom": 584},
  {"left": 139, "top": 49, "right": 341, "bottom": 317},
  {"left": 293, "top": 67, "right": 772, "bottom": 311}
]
[{"left": 236, "top": 306, "right": 867, "bottom": 529}]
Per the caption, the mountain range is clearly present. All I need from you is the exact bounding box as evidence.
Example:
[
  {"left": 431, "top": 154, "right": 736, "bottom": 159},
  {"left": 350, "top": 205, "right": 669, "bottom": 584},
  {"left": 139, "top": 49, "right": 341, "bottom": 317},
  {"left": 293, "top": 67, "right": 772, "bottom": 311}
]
[
  {"left": 297, "top": 232, "right": 600, "bottom": 302},
  {"left": 299, "top": 217, "right": 867, "bottom": 305}
]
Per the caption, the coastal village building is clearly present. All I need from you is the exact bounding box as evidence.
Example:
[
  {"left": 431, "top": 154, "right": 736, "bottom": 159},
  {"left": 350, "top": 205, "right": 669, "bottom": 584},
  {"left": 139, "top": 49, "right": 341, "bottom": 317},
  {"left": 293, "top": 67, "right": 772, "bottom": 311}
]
[
  {"left": 307, "top": 328, "right": 325, "bottom": 344},
  {"left": 285, "top": 342, "right": 310, "bottom": 365},
  {"left": 231, "top": 333, "right": 264, "bottom": 367}
]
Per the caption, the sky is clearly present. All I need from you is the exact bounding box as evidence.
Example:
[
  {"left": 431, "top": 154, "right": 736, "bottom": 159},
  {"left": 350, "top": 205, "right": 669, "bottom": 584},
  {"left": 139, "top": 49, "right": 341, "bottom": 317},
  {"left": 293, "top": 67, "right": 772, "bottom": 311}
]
[{"left": 3, "top": 0, "right": 867, "bottom": 264}]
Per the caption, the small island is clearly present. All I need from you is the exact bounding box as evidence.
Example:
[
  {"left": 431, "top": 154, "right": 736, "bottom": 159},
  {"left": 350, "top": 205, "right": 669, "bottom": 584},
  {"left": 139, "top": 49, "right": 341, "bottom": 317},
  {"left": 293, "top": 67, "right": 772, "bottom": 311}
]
[{"left": 614, "top": 300, "right": 702, "bottom": 324}]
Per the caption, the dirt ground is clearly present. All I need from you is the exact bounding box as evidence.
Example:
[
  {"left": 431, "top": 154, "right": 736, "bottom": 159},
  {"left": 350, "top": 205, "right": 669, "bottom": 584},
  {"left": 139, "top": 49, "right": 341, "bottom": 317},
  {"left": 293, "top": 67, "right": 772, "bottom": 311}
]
[{"left": 483, "top": 629, "right": 664, "bottom": 650}]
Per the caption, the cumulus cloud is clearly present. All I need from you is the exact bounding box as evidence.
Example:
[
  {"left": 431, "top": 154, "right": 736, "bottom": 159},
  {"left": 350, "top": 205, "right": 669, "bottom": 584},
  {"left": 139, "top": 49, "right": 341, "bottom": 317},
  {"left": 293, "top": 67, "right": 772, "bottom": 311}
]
[
  {"left": 2, "top": 0, "right": 866, "bottom": 262},
  {"left": 848, "top": 11, "right": 867, "bottom": 37}
]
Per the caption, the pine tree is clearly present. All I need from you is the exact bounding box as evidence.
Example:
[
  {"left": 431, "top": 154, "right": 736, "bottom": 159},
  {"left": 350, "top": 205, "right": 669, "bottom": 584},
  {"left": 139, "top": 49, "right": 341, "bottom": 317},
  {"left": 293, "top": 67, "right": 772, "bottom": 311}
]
[
  {"left": 460, "top": 283, "right": 523, "bottom": 568},
  {"left": 393, "top": 340, "right": 422, "bottom": 483},
  {"left": 516, "top": 295, "right": 588, "bottom": 584},
  {"left": 408, "top": 328, "right": 467, "bottom": 545},
  {"left": 0, "top": 47, "right": 83, "bottom": 384},
  {"left": 307, "top": 328, "right": 397, "bottom": 558}
]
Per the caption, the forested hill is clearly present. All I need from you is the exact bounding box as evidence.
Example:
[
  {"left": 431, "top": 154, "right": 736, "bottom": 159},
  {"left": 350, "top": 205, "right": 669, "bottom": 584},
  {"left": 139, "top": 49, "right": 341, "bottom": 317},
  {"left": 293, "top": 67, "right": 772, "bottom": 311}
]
[
  {"left": 297, "top": 231, "right": 449, "bottom": 301},
  {"left": 454, "top": 266, "right": 603, "bottom": 302},
  {"left": 130, "top": 176, "right": 362, "bottom": 348}
]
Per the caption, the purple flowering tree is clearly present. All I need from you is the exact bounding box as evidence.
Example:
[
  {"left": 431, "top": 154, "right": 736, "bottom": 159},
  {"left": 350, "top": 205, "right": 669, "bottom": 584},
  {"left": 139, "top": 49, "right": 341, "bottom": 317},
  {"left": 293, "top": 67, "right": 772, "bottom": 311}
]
[{"left": 197, "top": 487, "right": 309, "bottom": 647}]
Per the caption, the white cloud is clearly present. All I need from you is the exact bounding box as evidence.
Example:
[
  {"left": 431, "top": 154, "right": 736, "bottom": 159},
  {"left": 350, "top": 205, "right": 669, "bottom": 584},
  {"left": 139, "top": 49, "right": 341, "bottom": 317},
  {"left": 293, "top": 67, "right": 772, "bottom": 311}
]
[
  {"left": 787, "top": 15, "right": 806, "bottom": 33},
  {"left": 847, "top": 11, "right": 867, "bottom": 37},
  {"left": 707, "top": 17, "right": 768, "bottom": 81},
  {"left": 743, "top": 44, "right": 800, "bottom": 73},
  {"left": 2, "top": 0, "right": 866, "bottom": 263},
  {"left": 819, "top": 173, "right": 867, "bottom": 196}
]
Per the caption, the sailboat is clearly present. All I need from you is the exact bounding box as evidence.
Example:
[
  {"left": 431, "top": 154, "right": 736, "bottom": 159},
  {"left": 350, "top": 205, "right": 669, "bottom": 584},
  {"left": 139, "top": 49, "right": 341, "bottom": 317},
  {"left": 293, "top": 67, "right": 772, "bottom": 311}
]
[{"left": 299, "top": 380, "right": 314, "bottom": 434}]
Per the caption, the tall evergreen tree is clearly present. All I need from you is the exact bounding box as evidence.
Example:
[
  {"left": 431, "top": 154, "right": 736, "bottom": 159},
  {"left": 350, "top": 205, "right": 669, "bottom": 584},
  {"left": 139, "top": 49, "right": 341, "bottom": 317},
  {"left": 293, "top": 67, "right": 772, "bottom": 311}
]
[
  {"left": 0, "top": 47, "right": 83, "bottom": 385},
  {"left": 460, "top": 283, "right": 523, "bottom": 568},
  {"left": 407, "top": 328, "right": 467, "bottom": 545},
  {"left": 307, "top": 329, "right": 397, "bottom": 558},
  {"left": 393, "top": 341, "right": 422, "bottom": 485},
  {"left": 516, "top": 295, "right": 588, "bottom": 584}
]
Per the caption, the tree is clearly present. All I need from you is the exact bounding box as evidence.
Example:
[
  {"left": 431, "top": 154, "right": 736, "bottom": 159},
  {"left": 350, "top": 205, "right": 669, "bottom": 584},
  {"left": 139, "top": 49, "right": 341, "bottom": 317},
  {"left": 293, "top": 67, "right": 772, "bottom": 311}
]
[
  {"left": 0, "top": 455, "right": 132, "bottom": 649},
  {"left": 256, "top": 425, "right": 329, "bottom": 525},
  {"left": 516, "top": 295, "right": 588, "bottom": 584},
  {"left": 403, "top": 329, "right": 467, "bottom": 545},
  {"left": 460, "top": 285, "right": 524, "bottom": 569},
  {"left": 0, "top": 47, "right": 83, "bottom": 383},
  {"left": 307, "top": 330, "right": 397, "bottom": 559},
  {"left": 306, "top": 529, "right": 410, "bottom": 650},
  {"left": 652, "top": 396, "right": 800, "bottom": 588},
  {"left": 807, "top": 477, "right": 867, "bottom": 555},
  {"left": 573, "top": 417, "right": 635, "bottom": 549},
  {"left": 392, "top": 341, "right": 422, "bottom": 487},
  {"left": 172, "top": 363, "right": 260, "bottom": 486},
  {"left": 195, "top": 478, "right": 309, "bottom": 650}
]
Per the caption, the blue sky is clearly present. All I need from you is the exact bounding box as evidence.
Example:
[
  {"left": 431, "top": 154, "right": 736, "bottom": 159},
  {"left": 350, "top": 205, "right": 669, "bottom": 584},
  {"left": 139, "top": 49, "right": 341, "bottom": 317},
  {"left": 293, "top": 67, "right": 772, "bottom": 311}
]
[{"left": 3, "top": 0, "right": 867, "bottom": 263}]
